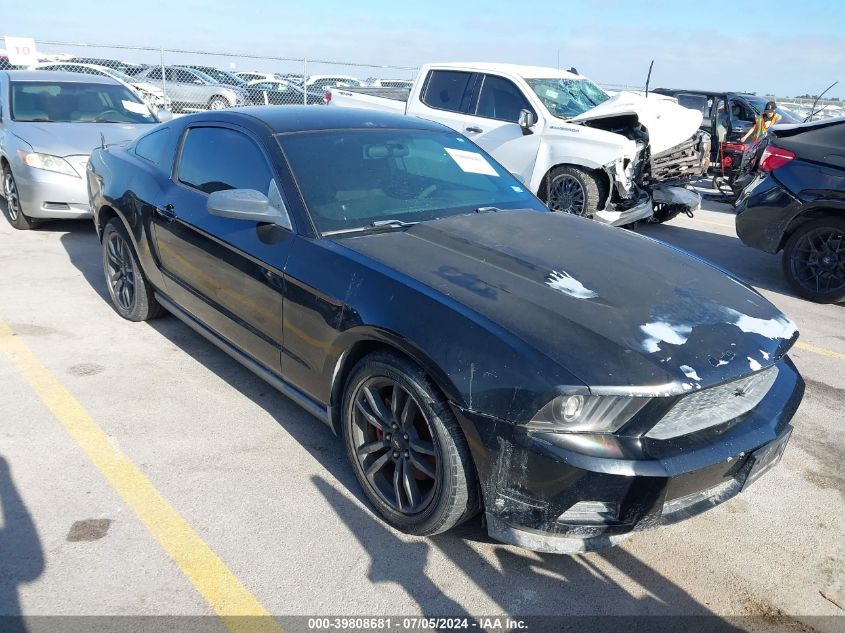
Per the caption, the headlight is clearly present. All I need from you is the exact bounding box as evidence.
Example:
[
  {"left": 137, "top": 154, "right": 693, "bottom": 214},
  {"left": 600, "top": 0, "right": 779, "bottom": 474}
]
[
  {"left": 526, "top": 395, "right": 649, "bottom": 434},
  {"left": 18, "top": 150, "right": 79, "bottom": 178}
]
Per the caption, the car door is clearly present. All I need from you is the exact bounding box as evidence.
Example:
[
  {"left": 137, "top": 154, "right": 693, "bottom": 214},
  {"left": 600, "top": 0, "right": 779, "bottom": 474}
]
[
  {"left": 414, "top": 69, "right": 479, "bottom": 132},
  {"left": 461, "top": 73, "right": 543, "bottom": 183},
  {"left": 151, "top": 123, "right": 294, "bottom": 373},
  {"left": 729, "top": 98, "right": 756, "bottom": 140},
  {"left": 171, "top": 68, "right": 205, "bottom": 108}
]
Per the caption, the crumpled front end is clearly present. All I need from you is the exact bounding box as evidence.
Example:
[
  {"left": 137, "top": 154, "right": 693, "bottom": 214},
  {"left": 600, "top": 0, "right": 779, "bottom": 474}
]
[{"left": 594, "top": 136, "right": 654, "bottom": 226}]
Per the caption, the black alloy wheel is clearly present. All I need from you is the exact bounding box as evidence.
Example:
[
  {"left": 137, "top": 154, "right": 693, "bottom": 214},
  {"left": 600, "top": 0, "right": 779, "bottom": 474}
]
[
  {"left": 350, "top": 377, "right": 438, "bottom": 515},
  {"left": 783, "top": 218, "right": 845, "bottom": 304},
  {"left": 106, "top": 230, "right": 137, "bottom": 313},
  {"left": 342, "top": 351, "right": 480, "bottom": 536},
  {"left": 548, "top": 174, "right": 586, "bottom": 215},
  {"left": 101, "top": 218, "right": 165, "bottom": 321}
]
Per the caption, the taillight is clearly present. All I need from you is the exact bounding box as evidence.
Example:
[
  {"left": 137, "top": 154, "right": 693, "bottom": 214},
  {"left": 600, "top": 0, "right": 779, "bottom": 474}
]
[
  {"left": 722, "top": 155, "right": 733, "bottom": 168},
  {"left": 324, "top": 91, "right": 331, "bottom": 104},
  {"left": 759, "top": 145, "right": 795, "bottom": 172}
]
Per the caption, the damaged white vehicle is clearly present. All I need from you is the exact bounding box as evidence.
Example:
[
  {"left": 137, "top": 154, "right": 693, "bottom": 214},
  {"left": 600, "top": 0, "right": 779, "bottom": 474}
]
[{"left": 328, "top": 62, "right": 710, "bottom": 225}]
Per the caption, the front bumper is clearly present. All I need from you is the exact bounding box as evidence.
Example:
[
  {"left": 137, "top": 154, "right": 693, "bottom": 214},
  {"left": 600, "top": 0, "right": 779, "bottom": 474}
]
[
  {"left": 594, "top": 188, "right": 653, "bottom": 226},
  {"left": 13, "top": 163, "right": 91, "bottom": 220},
  {"left": 453, "top": 357, "right": 804, "bottom": 553}
]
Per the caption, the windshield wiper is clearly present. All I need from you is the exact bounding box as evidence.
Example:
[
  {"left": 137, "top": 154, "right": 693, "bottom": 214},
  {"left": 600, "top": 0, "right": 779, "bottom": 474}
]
[{"left": 370, "top": 219, "right": 417, "bottom": 228}]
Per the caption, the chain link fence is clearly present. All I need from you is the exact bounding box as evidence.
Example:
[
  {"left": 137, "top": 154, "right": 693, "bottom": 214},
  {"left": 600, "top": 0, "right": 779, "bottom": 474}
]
[
  {"left": 3, "top": 39, "right": 841, "bottom": 120},
  {"left": 15, "top": 40, "right": 417, "bottom": 113}
]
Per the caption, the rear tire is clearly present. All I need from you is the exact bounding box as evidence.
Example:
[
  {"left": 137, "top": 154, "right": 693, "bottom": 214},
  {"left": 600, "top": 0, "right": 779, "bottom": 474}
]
[
  {"left": 208, "top": 96, "right": 229, "bottom": 110},
  {"left": 2, "top": 165, "right": 38, "bottom": 230},
  {"left": 782, "top": 217, "right": 845, "bottom": 304},
  {"left": 101, "top": 218, "right": 166, "bottom": 321},
  {"left": 542, "top": 166, "right": 607, "bottom": 218},
  {"left": 341, "top": 351, "right": 480, "bottom": 536}
]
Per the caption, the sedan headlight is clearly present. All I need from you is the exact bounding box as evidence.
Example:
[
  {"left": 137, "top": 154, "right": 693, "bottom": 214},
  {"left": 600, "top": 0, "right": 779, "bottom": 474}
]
[
  {"left": 526, "top": 395, "right": 649, "bottom": 434},
  {"left": 18, "top": 150, "right": 79, "bottom": 178}
]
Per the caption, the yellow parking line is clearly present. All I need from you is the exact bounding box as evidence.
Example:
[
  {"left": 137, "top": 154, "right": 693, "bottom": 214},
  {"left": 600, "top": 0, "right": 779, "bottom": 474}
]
[
  {"left": 0, "top": 320, "right": 282, "bottom": 633},
  {"left": 795, "top": 341, "right": 845, "bottom": 362}
]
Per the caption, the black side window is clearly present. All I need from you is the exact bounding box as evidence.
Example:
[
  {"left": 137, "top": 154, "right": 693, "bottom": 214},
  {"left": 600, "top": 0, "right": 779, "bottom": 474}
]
[
  {"left": 730, "top": 100, "right": 755, "bottom": 123},
  {"left": 147, "top": 67, "right": 162, "bottom": 80},
  {"left": 421, "top": 70, "right": 473, "bottom": 113},
  {"left": 134, "top": 128, "right": 171, "bottom": 167},
  {"left": 475, "top": 74, "right": 532, "bottom": 122},
  {"left": 178, "top": 127, "right": 273, "bottom": 195},
  {"left": 676, "top": 93, "right": 710, "bottom": 118}
]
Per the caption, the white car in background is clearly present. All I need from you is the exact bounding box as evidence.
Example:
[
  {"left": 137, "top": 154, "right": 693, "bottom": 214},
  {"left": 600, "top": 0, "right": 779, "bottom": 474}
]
[
  {"left": 30, "top": 62, "right": 172, "bottom": 111},
  {"left": 305, "top": 74, "right": 363, "bottom": 91},
  {"left": 234, "top": 71, "right": 276, "bottom": 82},
  {"left": 370, "top": 78, "right": 414, "bottom": 89}
]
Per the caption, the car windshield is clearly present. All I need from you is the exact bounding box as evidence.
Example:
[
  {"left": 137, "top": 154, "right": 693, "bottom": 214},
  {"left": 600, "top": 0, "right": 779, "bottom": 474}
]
[
  {"left": 10, "top": 81, "right": 155, "bottom": 123},
  {"left": 191, "top": 67, "right": 243, "bottom": 85},
  {"left": 278, "top": 129, "right": 547, "bottom": 235},
  {"left": 526, "top": 78, "right": 611, "bottom": 119},
  {"left": 744, "top": 96, "right": 801, "bottom": 123}
]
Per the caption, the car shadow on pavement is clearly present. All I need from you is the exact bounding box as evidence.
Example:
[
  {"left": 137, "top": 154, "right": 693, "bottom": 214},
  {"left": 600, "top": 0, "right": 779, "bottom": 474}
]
[
  {"left": 311, "top": 475, "right": 746, "bottom": 631},
  {"left": 54, "top": 223, "right": 113, "bottom": 303},
  {"left": 0, "top": 455, "right": 44, "bottom": 632}
]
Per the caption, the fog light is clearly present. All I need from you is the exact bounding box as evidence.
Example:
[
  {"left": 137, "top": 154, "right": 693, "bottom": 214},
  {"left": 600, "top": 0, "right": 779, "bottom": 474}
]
[{"left": 557, "top": 501, "right": 619, "bottom": 524}]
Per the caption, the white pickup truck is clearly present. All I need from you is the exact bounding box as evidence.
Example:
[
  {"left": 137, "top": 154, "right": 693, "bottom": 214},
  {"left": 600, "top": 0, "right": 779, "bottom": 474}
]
[{"left": 328, "top": 62, "right": 710, "bottom": 225}]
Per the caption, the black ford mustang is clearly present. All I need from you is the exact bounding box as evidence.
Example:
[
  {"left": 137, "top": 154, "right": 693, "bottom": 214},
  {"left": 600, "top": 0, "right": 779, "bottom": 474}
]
[{"left": 87, "top": 107, "right": 804, "bottom": 553}]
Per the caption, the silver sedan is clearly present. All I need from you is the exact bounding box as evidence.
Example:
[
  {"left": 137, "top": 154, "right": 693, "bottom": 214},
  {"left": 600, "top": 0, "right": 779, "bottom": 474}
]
[{"left": 0, "top": 70, "right": 165, "bottom": 229}]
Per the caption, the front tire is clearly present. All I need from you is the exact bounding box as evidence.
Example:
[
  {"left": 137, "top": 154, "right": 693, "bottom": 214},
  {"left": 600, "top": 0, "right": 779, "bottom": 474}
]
[
  {"left": 101, "top": 218, "right": 166, "bottom": 321},
  {"left": 543, "top": 166, "right": 608, "bottom": 218},
  {"left": 782, "top": 217, "right": 845, "bottom": 303},
  {"left": 2, "top": 165, "right": 38, "bottom": 230},
  {"left": 341, "top": 351, "right": 480, "bottom": 536}
]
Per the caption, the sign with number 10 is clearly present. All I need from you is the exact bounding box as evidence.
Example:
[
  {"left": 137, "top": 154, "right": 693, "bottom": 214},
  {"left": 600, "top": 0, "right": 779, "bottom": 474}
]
[{"left": 4, "top": 36, "right": 39, "bottom": 66}]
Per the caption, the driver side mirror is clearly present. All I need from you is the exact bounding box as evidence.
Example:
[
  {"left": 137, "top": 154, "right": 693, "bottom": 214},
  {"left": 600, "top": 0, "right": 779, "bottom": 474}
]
[
  {"left": 156, "top": 109, "right": 173, "bottom": 123},
  {"left": 207, "top": 186, "right": 292, "bottom": 230},
  {"left": 518, "top": 109, "right": 536, "bottom": 134}
]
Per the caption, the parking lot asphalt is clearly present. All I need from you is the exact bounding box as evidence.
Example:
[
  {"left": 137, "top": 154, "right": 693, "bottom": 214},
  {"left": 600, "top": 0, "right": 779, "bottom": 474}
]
[{"left": 0, "top": 191, "right": 843, "bottom": 633}]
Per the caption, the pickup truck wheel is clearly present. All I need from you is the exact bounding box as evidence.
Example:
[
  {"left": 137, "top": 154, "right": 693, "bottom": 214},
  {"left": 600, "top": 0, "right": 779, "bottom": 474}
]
[
  {"left": 208, "top": 96, "right": 229, "bottom": 110},
  {"left": 782, "top": 218, "right": 845, "bottom": 303},
  {"left": 2, "top": 165, "right": 38, "bottom": 230},
  {"left": 341, "top": 351, "right": 480, "bottom": 536},
  {"left": 101, "top": 218, "right": 166, "bottom": 321},
  {"left": 544, "top": 166, "right": 607, "bottom": 218}
]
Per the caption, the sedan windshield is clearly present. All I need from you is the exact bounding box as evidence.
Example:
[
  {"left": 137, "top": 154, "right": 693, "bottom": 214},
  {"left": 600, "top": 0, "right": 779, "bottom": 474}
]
[
  {"left": 527, "top": 78, "right": 611, "bottom": 119},
  {"left": 10, "top": 81, "right": 155, "bottom": 123},
  {"left": 278, "top": 129, "right": 547, "bottom": 234}
]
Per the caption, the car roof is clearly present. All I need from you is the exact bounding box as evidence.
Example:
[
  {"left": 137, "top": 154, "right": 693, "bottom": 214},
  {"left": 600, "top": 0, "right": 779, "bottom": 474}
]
[
  {"left": 179, "top": 106, "right": 448, "bottom": 134},
  {"left": 3, "top": 69, "right": 120, "bottom": 84},
  {"left": 654, "top": 88, "right": 755, "bottom": 98},
  {"left": 429, "top": 62, "right": 583, "bottom": 80}
]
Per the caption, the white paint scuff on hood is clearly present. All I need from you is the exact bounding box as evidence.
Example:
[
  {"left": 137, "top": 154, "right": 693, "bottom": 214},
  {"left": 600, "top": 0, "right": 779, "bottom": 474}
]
[
  {"left": 546, "top": 270, "right": 598, "bottom": 300},
  {"left": 570, "top": 91, "right": 703, "bottom": 154},
  {"left": 640, "top": 321, "right": 693, "bottom": 353}
]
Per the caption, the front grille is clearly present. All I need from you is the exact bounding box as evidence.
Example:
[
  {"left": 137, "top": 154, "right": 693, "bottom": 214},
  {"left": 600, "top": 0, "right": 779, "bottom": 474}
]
[{"left": 646, "top": 365, "right": 779, "bottom": 440}]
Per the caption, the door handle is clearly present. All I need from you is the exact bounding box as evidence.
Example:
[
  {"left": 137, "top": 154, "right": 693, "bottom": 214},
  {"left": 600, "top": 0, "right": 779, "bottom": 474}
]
[
  {"left": 465, "top": 126, "right": 483, "bottom": 133},
  {"left": 154, "top": 203, "right": 176, "bottom": 223}
]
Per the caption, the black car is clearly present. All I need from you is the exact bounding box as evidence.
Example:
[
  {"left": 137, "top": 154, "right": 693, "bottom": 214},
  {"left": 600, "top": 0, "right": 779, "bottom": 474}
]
[
  {"left": 87, "top": 107, "right": 804, "bottom": 553},
  {"left": 736, "top": 117, "right": 845, "bottom": 303},
  {"left": 244, "top": 80, "right": 325, "bottom": 106}
]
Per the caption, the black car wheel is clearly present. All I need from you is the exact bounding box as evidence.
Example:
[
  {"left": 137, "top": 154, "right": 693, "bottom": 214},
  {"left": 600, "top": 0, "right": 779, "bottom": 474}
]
[
  {"left": 544, "top": 166, "right": 607, "bottom": 218},
  {"left": 2, "top": 165, "right": 38, "bottom": 230},
  {"left": 783, "top": 218, "right": 845, "bottom": 303},
  {"left": 101, "top": 218, "right": 166, "bottom": 321},
  {"left": 342, "top": 351, "right": 480, "bottom": 535}
]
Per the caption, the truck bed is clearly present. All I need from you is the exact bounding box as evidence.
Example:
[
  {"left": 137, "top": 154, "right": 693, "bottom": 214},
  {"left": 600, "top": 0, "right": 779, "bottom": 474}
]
[{"left": 328, "top": 87, "right": 410, "bottom": 113}]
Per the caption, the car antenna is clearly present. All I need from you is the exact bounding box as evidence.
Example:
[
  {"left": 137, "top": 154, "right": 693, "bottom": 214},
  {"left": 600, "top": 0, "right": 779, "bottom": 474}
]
[
  {"left": 644, "top": 60, "right": 654, "bottom": 98},
  {"left": 568, "top": 67, "right": 579, "bottom": 75},
  {"left": 805, "top": 80, "right": 839, "bottom": 122},
  {"left": 100, "top": 133, "right": 106, "bottom": 150}
]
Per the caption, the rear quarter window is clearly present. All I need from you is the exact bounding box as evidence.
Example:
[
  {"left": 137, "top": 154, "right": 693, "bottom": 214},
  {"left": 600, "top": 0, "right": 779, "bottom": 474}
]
[
  {"left": 421, "top": 70, "right": 474, "bottom": 113},
  {"left": 134, "top": 128, "right": 171, "bottom": 168}
]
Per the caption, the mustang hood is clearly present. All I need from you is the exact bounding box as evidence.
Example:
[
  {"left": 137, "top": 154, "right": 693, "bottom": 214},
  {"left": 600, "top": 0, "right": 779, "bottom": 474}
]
[
  {"left": 338, "top": 211, "right": 797, "bottom": 395},
  {"left": 570, "top": 91, "right": 703, "bottom": 154},
  {"left": 13, "top": 122, "right": 153, "bottom": 158}
]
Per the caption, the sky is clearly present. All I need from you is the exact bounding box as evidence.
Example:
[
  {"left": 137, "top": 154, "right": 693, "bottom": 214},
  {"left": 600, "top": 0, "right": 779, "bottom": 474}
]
[{"left": 4, "top": 0, "right": 844, "bottom": 98}]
